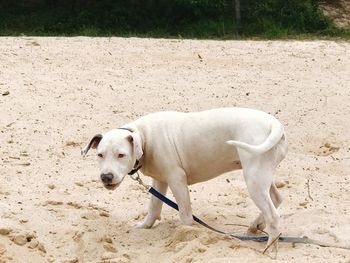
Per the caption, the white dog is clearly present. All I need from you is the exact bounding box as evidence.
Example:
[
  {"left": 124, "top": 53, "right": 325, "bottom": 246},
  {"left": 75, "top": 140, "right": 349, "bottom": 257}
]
[{"left": 82, "top": 107, "right": 288, "bottom": 250}]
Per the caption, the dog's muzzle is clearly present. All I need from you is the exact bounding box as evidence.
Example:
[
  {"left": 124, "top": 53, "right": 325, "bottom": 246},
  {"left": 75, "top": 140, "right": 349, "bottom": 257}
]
[
  {"left": 101, "top": 173, "right": 120, "bottom": 190},
  {"left": 101, "top": 173, "right": 113, "bottom": 184}
]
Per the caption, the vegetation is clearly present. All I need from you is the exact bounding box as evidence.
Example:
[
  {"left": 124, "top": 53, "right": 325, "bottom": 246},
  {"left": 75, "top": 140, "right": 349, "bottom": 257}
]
[{"left": 0, "top": 0, "right": 348, "bottom": 38}]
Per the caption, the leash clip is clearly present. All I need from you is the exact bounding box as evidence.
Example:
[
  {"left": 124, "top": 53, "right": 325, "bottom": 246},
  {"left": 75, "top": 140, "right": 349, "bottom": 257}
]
[{"left": 129, "top": 172, "right": 150, "bottom": 191}]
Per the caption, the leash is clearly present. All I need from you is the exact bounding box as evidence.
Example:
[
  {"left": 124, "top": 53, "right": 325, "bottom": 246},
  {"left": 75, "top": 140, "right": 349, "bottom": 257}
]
[
  {"left": 129, "top": 172, "right": 350, "bottom": 250},
  {"left": 130, "top": 173, "right": 301, "bottom": 243}
]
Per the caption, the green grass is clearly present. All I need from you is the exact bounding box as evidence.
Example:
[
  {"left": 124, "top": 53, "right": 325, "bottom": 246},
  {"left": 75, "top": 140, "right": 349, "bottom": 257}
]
[{"left": 0, "top": 0, "right": 349, "bottom": 39}]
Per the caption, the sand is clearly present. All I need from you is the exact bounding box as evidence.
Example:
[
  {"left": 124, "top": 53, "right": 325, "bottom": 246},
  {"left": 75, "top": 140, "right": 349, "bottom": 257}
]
[{"left": 0, "top": 37, "right": 350, "bottom": 262}]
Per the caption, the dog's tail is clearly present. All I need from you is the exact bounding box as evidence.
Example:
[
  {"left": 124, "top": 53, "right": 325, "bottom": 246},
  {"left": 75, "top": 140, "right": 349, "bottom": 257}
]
[{"left": 226, "top": 120, "right": 284, "bottom": 155}]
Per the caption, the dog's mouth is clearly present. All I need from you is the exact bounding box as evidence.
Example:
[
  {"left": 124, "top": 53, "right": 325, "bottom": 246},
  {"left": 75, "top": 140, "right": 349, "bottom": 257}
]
[
  {"left": 103, "top": 182, "right": 120, "bottom": 190},
  {"left": 103, "top": 177, "right": 125, "bottom": 190}
]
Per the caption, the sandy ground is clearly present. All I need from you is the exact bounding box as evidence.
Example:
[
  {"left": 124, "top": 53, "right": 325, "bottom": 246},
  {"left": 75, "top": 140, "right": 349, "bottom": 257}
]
[{"left": 0, "top": 37, "right": 350, "bottom": 262}]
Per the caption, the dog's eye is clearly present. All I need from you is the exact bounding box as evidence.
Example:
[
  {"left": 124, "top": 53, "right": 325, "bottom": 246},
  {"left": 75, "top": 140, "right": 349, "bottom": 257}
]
[
  {"left": 117, "top": 153, "right": 125, "bottom": 158},
  {"left": 97, "top": 153, "right": 103, "bottom": 158}
]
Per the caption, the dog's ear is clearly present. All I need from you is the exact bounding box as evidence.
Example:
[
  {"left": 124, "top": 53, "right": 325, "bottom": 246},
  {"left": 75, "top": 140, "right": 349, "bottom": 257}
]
[
  {"left": 126, "top": 133, "right": 143, "bottom": 160},
  {"left": 81, "top": 134, "right": 103, "bottom": 157}
]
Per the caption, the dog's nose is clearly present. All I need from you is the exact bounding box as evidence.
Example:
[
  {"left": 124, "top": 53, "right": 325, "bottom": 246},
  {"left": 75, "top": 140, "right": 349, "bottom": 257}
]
[{"left": 101, "top": 173, "right": 113, "bottom": 184}]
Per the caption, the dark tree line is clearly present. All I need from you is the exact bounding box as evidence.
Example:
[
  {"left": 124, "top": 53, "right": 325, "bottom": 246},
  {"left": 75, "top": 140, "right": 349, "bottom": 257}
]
[{"left": 0, "top": 0, "right": 333, "bottom": 37}]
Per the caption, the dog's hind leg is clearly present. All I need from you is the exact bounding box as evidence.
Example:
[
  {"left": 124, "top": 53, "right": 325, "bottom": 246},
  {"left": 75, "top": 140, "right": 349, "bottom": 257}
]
[
  {"left": 248, "top": 183, "right": 283, "bottom": 234},
  {"left": 247, "top": 138, "right": 286, "bottom": 235},
  {"left": 240, "top": 152, "right": 281, "bottom": 252}
]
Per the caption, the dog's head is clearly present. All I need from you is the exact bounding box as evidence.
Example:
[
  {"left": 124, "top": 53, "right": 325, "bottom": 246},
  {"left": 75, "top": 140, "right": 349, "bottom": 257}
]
[{"left": 81, "top": 129, "right": 143, "bottom": 190}]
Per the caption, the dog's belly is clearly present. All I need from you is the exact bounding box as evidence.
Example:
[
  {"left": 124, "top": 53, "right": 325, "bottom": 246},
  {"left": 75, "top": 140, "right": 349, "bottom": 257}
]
[
  {"left": 182, "top": 142, "right": 242, "bottom": 185},
  {"left": 186, "top": 159, "right": 242, "bottom": 185}
]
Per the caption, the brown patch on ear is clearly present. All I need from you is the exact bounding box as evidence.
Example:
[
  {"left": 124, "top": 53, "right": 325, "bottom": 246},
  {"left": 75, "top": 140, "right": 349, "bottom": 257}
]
[
  {"left": 81, "top": 134, "right": 102, "bottom": 156},
  {"left": 91, "top": 134, "right": 103, "bottom": 149},
  {"left": 127, "top": 135, "right": 133, "bottom": 144}
]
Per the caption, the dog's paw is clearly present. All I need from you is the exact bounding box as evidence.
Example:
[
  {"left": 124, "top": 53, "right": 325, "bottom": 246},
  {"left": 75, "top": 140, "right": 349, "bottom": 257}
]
[
  {"left": 135, "top": 217, "right": 157, "bottom": 229},
  {"left": 247, "top": 222, "right": 266, "bottom": 234},
  {"left": 135, "top": 221, "right": 152, "bottom": 229},
  {"left": 180, "top": 216, "right": 195, "bottom": 226}
]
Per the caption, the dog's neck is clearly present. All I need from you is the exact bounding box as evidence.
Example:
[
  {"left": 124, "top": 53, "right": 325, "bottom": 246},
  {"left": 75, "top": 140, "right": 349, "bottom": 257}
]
[{"left": 128, "top": 158, "right": 143, "bottom": 175}]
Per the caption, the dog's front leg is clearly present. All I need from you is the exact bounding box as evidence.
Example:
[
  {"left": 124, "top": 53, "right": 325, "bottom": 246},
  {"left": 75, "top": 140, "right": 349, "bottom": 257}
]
[
  {"left": 168, "top": 168, "right": 194, "bottom": 225},
  {"left": 136, "top": 179, "right": 168, "bottom": 229}
]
